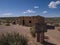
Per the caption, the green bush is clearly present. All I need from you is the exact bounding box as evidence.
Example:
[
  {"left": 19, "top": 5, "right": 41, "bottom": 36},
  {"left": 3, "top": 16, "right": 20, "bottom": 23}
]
[
  {"left": 0, "top": 32, "right": 28, "bottom": 45},
  {"left": 30, "top": 26, "right": 36, "bottom": 37}
]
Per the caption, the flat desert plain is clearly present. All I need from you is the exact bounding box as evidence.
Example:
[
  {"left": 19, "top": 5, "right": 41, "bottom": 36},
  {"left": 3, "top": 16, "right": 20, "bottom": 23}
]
[{"left": 0, "top": 24, "right": 60, "bottom": 45}]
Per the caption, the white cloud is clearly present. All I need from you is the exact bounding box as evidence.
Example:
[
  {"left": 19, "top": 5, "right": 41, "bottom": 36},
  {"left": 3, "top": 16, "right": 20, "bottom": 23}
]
[
  {"left": 48, "top": 1, "right": 60, "bottom": 8},
  {"left": 3, "top": 13, "right": 12, "bottom": 16},
  {"left": 43, "top": 11, "right": 48, "bottom": 14},
  {"left": 1, "top": 13, "right": 13, "bottom": 17},
  {"left": 23, "top": 9, "right": 36, "bottom": 13},
  {"left": 34, "top": 6, "right": 39, "bottom": 8}
]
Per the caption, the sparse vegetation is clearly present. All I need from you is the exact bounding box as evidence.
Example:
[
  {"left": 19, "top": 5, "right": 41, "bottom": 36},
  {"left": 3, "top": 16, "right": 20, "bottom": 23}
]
[
  {"left": 0, "top": 20, "right": 2, "bottom": 25},
  {"left": 57, "top": 28, "right": 60, "bottom": 32},
  {"left": 12, "top": 21, "right": 16, "bottom": 25},
  {"left": 5, "top": 20, "right": 10, "bottom": 26},
  {"left": 54, "top": 23, "right": 60, "bottom": 27},
  {"left": 0, "top": 32, "right": 28, "bottom": 45},
  {"left": 5, "top": 23, "right": 10, "bottom": 26},
  {"left": 30, "top": 26, "right": 36, "bottom": 37},
  {"left": 0, "top": 22, "right": 2, "bottom": 25}
]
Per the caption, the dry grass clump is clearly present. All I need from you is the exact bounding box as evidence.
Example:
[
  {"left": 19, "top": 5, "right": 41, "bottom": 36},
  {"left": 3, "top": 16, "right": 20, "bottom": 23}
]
[
  {"left": 0, "top": 32, "right": 28, "bottom": 45},
  {"left": 57, "top": 28, "right": 60, "bottom": 32},
  {"left": 12, "top": 22, "right": 16, "bottom": 25},
  {"left": 30, "top": 26, "right": 36, "bottom": 37},
  {"left": 5, "top": 20, "right": 10, "bottom": 26},
  {"left": 5, "top": 23, "right": 10, "bottom": 26},
  {"left": 54, "top": 23, "right": 60, "bottom": 27},
  {"left": 0, "top": 21, "right": 2, "bottom": 25},
  {"left": 0, "top": 22, "right": 2, "bottom": 25}
]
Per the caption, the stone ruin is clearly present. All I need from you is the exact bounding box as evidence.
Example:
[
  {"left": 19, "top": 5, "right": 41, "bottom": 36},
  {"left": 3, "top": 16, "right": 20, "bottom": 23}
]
[
  {"left": 17, "top": 16, "right": 46, "bottom": 44},
  {"left": 18, "top": 16, "right": 45, "bottom": 26},
  {"left": 17, "top": 16, "right": 55, "bottom": 44}
]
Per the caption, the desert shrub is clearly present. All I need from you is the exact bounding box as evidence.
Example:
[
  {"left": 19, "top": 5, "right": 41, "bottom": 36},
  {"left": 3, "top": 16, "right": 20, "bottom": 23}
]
[
  {"left": 57, "top": 28, "right": 60, "bottom": 32},
  {"left": 30, "top": 26, "right": 36, "bottom": 37},
  {"left": 0, "top": 22, "right": 2, "bottom": 25},
  {"left": 5, "top": 20, "right": 10, "bottom": 26},
  {"left": 54, "top": 23, "right": 60, "bottom": 27},
  {"left": 0, "top": 21, "right": 2, "bottom": 25},
  {"left": 5, "top": 23, "right": 10, "bottom": 26},
  {"left": 12, "top": 22, "right": 16, "bottom": 25},
  {"left": 0, "top": 32, "right": 28, "bottom": 45}
]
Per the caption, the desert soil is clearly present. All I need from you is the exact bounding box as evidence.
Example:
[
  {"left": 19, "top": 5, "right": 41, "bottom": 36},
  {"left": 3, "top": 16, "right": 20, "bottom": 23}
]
[
  {"left": 45, "top": 27, "right": 60, "bottom": 45},
  {"left": 0, "top": 24, "right": 60, "bottom": 45},
  {"left": 0, "top": 24, "right": 41, "bottom": 45}
]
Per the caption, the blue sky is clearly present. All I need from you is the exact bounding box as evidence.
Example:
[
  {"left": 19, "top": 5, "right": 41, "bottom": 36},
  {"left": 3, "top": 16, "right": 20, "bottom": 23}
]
[{"left": 0, "top": 0, "right": 60, "bottom": 17}]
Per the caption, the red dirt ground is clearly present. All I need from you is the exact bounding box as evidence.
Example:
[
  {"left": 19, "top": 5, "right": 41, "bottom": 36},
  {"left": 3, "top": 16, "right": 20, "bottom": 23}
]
[
  {"left": 0, "top": 24, "right": 42, "bottom": 45},
  {"left": 0, "top": 24, "right": 60, "bottom": 45}
]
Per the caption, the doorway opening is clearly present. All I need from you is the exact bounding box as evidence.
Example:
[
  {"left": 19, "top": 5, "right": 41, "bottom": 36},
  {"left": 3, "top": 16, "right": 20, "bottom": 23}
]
[{"left": 22, "top": 20, "right": 25, "bottom": 25}]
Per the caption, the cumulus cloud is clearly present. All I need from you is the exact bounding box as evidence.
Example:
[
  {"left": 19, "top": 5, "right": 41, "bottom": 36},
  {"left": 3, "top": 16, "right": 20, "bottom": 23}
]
[
  {"left": 43, "top": 11, "right": 48, "bottom": 14},
  {"left": 48, "top": 1, "right": 60, "bottom": 8},
  {"left": 34, "top": 6, "right": 39, "bottom": 8},
  {"left": 23, "top": 9, "right": 36, "bottom": 13}
]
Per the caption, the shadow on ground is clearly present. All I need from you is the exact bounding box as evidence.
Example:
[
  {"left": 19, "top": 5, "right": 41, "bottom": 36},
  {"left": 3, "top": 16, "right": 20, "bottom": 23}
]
[
  {"left": 43, "top": 36, "right": 56, "bottom": 45},
  {"left": 43, "top": 41, "right": 56, "bottom": 45}
]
